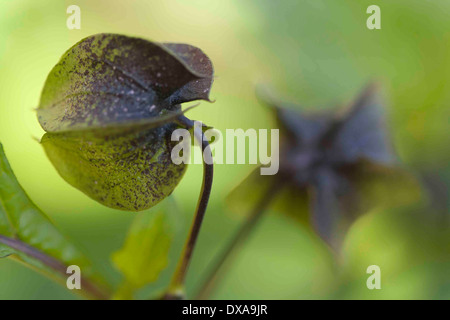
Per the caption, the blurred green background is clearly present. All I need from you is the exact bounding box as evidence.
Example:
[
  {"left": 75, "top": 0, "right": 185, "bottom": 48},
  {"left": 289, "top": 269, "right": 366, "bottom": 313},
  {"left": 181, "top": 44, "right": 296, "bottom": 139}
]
[{"left": 0, "top": 0, "right": 448, "bottom": 299}]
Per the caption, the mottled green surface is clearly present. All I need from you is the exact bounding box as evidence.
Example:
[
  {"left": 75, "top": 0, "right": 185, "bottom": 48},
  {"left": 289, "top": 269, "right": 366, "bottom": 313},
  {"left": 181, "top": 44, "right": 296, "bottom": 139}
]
[
  {"left": 41, "top": 124, "right": 187, "bottom": 211},
  {"left": 38, "top": 33, "right": 214, "bottom": 132},
  {"left": 37, "top": 34, "right": 214, "bottom": 211}
]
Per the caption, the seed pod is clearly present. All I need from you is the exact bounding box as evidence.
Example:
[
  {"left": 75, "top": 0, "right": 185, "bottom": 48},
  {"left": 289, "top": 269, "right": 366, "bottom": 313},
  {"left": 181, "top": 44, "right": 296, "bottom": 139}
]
[{"left": 37, "top": 33, "right": 214, "bottom": 211}]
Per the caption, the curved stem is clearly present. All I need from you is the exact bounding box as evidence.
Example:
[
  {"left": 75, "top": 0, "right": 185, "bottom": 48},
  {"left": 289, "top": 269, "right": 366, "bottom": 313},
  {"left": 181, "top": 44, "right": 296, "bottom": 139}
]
[
  {"left": 195, "top": 179, "right": 282, "bottom": 300},
  {"left": 0, "top": 235, "right": 108, "bottom": 300},
  {"left": 164, "top": 116, "right": 214, "bottom": 299}
]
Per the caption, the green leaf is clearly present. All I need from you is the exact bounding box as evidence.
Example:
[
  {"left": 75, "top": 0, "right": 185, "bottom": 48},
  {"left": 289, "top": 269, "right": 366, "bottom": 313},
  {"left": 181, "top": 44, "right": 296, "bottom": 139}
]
[
  {"left": 112, "top": 201, "right": 175, "bottom": 298},
  {"left": 0, "top": 143, "right": 102, "bottom": 287},
  {"left": 36, "top": 33, "right": 214, "bottom": 211}
]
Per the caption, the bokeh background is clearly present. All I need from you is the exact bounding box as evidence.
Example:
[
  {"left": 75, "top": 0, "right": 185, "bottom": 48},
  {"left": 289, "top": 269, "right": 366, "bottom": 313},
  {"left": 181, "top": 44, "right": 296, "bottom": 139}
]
[{"left": 0, "top": 0, "right": 448, "bottom": 299}]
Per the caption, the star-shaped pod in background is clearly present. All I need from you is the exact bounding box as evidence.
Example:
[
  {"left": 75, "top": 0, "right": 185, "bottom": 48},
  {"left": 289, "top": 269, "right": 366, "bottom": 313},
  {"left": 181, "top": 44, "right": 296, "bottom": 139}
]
[{"left": 228, "top": 84, "right": 419, "bottom": 249}]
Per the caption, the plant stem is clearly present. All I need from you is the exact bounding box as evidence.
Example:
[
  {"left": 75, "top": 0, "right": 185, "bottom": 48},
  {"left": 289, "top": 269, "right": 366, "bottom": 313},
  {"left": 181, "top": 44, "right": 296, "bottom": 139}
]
[
  {"left": 195, "top": 179, "right": 282, "bottom": 300},
  {"left": 164, "top": 116, "right": 214, "bottom": 299},
  {"left": 0, "top": 234, "right": 108, "bottom": 300}
]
